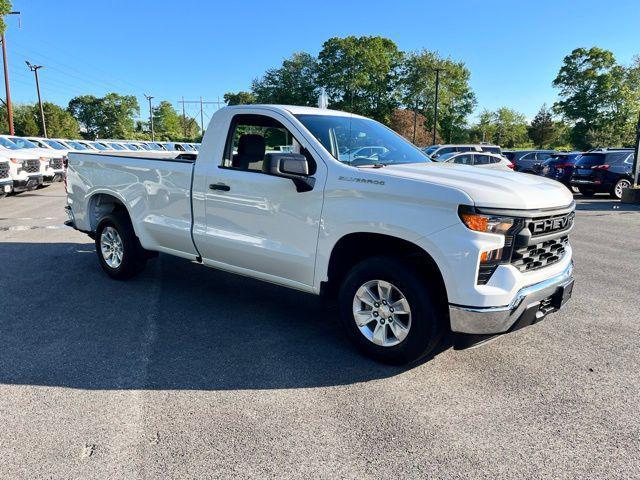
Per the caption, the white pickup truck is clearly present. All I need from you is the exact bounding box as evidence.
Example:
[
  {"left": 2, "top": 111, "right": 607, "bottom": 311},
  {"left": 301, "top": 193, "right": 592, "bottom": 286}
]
[{"left": 66, "top": 105, "right": 575, "bottom": 364}]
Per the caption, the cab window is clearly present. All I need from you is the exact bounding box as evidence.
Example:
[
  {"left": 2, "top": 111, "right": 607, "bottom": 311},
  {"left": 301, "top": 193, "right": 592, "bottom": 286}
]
[{"left": 223, "top": 114, "right": 302, "bottom": 172}]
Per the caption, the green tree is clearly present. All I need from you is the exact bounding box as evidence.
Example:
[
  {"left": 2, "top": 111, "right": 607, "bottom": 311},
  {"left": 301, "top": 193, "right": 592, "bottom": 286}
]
[
  {"left": 42, "top": 102, "right": 80, "bottom": 138},
  {"left": 317, "top": 36, "right": 403, "bottom": 124},
  {"left": 223, "top": 91, "right": 256, "bottom": 105},
  {"left": 0, "top": 1, "right": 12, "bottom": 34},
  {"left": 401, "top": 50, "right": 476, "bottom": 143},
  {"left": 9, "top": 103, "right": 79, "bottom": 138},
  {"left": 527, "top": 104, "right": 557, "bottom": 148},
  {"left": 68, "top": 93, "right": 139, "bottom": 139},
  {"left": 251, "top": 52, "right": 320, "bottom": 106},
  {"left": 148, "top": 100, "right": 199, "bottom": 140},
  {"left": 472, "top": 108, "right": 529, "bottom": 148},
  {"left": 152, "top": 100, "right": 182, "bottom": 139},
  {"left": 553, "top": 47, "right": 640, "bottom": 149},
  {"left": 13, "top": 105, "right": 40, "bottom": 136}
]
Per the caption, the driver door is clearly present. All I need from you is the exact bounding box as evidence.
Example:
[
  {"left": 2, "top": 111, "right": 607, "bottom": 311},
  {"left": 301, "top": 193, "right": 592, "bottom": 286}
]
[{"left": 196, "top": 112, "right": 326, "bottom": 289}]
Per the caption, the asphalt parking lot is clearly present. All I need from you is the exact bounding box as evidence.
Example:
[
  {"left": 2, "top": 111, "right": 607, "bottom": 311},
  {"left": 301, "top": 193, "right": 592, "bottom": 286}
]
[{"left": 1, "top": 183, "right": 639, "bottom": 479}]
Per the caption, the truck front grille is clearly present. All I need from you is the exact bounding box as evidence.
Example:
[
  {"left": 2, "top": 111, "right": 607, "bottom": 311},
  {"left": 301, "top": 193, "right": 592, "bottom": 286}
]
[
  {"left": 0, "top": 162, "right": 8, "bottom": 179},
  {"left": 50, "top": 158, "right": 64, "bottom": 170},
  {"left": 22, "top": 159, "right": 40, "bottom": 174},
  {"left": 511, "top": 235, "right": 568, "bottom": 272}
]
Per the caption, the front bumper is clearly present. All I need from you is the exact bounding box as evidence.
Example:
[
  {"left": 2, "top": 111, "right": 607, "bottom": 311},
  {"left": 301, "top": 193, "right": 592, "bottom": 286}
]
[
  {"left": 449, "top": 261, "right": 574, "bottom": 334},
  {"left": 43, "top": 169, "right": 66, "bottom": 183},
  {"left": 13, "top": 175, "right": 43, "bottom": 191}
]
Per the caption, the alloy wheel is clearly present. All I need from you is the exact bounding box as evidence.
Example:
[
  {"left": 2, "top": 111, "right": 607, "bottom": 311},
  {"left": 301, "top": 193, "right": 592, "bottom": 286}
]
[
  {"left": 352, "top": 279, "right": 412, "bottom": 347},
  {"left": 100, "top": 226, "right": 124, "bottom": 269}
]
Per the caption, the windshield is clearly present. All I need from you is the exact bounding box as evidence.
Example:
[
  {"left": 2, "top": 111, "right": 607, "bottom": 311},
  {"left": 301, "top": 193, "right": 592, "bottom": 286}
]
[
  {"left": 423, "top": 146, "right": 439, "bottom": 156},
  {"left": 89, "top": 142, "right": 108, "bottom": 151},
  {"left": 296, "top": 114, "right": 431, "bottom": 166},
  {"left": 43, "top": 140, "right": 67, "bottom": 150},
  {"left": 10, "top": 137, "right": 38, "bottom": 149},
  {"left": 0, "top": 137, "right": 19, "bottom": 149},
  {"left": 108, "top": 143, "right": 125, "bottom": 150},
  {"left": 64, "top": 141, "right": 86, "bottom": 150}
]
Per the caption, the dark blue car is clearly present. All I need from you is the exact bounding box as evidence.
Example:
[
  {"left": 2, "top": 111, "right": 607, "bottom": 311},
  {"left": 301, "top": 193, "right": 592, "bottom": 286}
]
[
  {"left": 539, "top": 151, "right": 583, "bottom": 188},
  {"left": 570, "top": 149, "right": 636, "bottom": 199}
]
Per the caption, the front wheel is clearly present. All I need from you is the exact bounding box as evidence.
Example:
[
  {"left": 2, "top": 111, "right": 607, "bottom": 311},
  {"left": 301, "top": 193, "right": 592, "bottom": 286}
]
[
  {"left": 611, "top": 179, "right": 632, "bottom": 199},
  {"left": 338, "top": 256, "right": 445, "bottom": 365},
  {"left": 95, "top": 212, "right": 148, "bottom": 280}
]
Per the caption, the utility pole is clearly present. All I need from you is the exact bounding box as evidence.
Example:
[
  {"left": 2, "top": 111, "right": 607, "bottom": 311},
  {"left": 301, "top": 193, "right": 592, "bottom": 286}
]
[
  {"left": 412, "top": 99, "right": 418, "bottom": 144},
  {"left": 178, "top": 98, "right": 224, "bottom": 136},
  {"left": 181, "top": 96, "right": 186, "bottom": 137},
  {"left": 199, "top": 97, "right": 204, "bottom": 136},
  {"left": 26, "top": 61, "right": 47, "bottom": 138},
  {"left": 432, "top": 68, "right": 443, "bottom": 146},
  {"left": 1, "top": 11, "right": 21, "bottom": 135},
  {"left": 144, "top": 94, "right": 154, "bottom": 141}
]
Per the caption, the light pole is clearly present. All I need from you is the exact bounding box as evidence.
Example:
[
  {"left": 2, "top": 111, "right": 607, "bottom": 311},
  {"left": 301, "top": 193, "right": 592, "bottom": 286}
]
[
  {"left": 412, "top": 98, "right": 418, "bottom": 144},
  {"left": 144, "top": 94, "right": 154, "bottom": 141},
  {"left": 25, "top": 60, "right": 47, "bottom": 138},
  {"left": 432, "top": 68, "right": 443, "bottom": 146}
]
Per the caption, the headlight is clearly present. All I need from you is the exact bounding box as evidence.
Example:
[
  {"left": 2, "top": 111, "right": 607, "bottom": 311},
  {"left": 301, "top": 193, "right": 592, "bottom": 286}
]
[
  {"left": 459, "top": 211, "right": 514, "bottom": 235},
  {"left": 459, "top": 207, "right": 518, "bottom": 283}
]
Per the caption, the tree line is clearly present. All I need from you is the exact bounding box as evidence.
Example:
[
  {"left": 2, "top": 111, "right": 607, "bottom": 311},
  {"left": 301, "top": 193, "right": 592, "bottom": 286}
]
[
  {"left": 0, "top": 94, "right": 201, "bottom": 142},
  {"left": 225, "top": 37, "right": 640, "bottom": 150},
  {"left": 0, "top": 36, "right": 637, "bottom": 149}
]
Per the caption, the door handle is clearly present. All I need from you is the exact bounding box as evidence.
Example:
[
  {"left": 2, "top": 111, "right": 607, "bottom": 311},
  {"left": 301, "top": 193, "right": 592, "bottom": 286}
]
[{"left": 209, "top": 183, "right": 230, "bottom": 192}]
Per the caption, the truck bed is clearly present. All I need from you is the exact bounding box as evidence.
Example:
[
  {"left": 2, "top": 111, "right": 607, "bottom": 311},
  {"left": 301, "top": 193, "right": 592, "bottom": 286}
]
[{"left": 66, "top": 152, "right": 199, "bottom": 259}]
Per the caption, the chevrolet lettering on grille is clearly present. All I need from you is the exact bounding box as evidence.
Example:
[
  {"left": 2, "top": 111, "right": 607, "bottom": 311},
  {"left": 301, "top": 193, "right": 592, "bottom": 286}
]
[{"left": 530, "top": 212, "right": 575, "bottom": 235}]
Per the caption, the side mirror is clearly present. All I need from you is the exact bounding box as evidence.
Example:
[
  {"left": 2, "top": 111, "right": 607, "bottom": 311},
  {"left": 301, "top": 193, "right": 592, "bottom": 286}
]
[{"left": 264, "top": 152, "right": 315, "bottom": 192}]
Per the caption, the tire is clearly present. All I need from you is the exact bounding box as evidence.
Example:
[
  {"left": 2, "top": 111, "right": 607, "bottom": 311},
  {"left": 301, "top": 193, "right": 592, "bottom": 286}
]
[
  {"left": 338, "top": 256, "right": 445, "bottom": 365},
  {"left": 95, "top": 212, "right": 147, "bottom": 280},
  {"left": 578, "top": 187, "right": 596, "bottom": 197},
  {"left": 611, "top": 178, "right": 632, "bottom": 199}
]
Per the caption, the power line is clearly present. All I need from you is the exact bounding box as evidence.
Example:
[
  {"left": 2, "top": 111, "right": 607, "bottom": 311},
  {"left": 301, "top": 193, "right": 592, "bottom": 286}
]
[{"left": 178, "top": 97, "right": 224, "bottom": 133}]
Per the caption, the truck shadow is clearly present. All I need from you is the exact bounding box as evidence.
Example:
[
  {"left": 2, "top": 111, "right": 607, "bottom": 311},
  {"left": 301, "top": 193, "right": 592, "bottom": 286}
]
[{"left": 0, "top": 242, "right": 442, "bottom": 391}]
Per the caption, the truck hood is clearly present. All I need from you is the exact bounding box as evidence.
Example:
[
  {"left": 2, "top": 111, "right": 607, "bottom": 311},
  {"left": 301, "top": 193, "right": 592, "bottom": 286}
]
[{"left": 379, "top": 162, "right": 574, "bottom": 210}]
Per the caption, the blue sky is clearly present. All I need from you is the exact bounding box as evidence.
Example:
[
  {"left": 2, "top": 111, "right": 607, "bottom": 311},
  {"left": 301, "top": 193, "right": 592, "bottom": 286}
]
[{"left": 5, "top": 0, "right": 639, "bottom": 123}]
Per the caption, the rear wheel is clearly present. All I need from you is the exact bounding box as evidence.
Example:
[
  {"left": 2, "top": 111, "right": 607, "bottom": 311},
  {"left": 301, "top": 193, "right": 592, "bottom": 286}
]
[
  {"left": 338, "top": 256, "right": 444, "bottom": 365},
  {"left": 578, "top": 187, "right": 596, "bottom": 197},
  {"left": 611, "top": 179, "right": 631, "bottom": 199},
  {"left": 95, "top": 212, "right": 148, "bottom": 280}
]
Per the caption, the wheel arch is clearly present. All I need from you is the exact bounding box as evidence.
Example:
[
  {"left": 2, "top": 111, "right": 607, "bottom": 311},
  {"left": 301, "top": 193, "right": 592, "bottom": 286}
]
[
  {"left": 87, "top": 192, "right": 134, "bottom": 234},
  {"left": 322, "top": 232, "right": 448, "bottom": 308}
]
